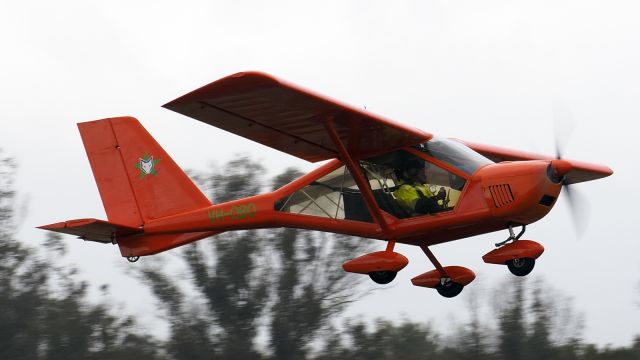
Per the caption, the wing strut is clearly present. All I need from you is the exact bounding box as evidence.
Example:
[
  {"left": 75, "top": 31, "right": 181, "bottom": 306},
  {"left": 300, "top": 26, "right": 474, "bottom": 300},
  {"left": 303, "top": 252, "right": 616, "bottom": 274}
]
[{"left": 322, "top": 117, "right": 394, "bottom": 242}]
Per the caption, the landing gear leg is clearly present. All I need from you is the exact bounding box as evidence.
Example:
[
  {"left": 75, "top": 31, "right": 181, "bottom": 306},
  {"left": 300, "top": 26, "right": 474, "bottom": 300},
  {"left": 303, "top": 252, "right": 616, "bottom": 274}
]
[
  {"left": 497, "top": 224, "right": 537, "bottom": 276},
  {"left": 495, "top": 224, "right": 526, "bottom": 247},
  {"left": 420, "top": 246, "right": 464, "bottom": 298},
  {"left": 483, "top": 225, "right": 540, "bottom": 277}
]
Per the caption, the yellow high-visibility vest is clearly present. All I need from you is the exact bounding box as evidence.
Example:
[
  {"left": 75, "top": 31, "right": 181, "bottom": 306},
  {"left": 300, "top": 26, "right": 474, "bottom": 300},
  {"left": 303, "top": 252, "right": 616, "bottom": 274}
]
[{"left": 394, "top": 183, "right": 436, "bottom": 213}]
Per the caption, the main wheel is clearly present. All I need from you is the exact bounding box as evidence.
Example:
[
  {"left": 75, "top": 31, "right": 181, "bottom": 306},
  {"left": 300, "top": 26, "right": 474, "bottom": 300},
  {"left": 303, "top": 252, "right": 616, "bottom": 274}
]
[
  {"left": 436, "top": 281, "right": 464, "bottom": 298},
  {"left": 368, "top": 271, "right": 397, "bottom": 284},
  {"left": 507, "top": 257, "right": 535, "bottom": 276}
]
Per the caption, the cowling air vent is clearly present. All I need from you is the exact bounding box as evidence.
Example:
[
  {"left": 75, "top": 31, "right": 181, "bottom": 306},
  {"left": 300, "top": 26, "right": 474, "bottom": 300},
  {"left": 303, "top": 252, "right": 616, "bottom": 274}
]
[{"left": 489, "top": 184, "right": 515, "bottom": 208}]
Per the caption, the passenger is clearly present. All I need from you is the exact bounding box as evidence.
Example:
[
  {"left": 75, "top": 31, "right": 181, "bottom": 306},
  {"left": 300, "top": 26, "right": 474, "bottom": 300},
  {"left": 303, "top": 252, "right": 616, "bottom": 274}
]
[{"left": 393, "top": 157, "right": 448, "bottom": 215}]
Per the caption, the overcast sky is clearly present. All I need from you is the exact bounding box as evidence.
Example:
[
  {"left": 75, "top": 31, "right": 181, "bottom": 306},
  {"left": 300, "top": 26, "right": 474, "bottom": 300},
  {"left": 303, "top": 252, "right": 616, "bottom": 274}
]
[{"left": 1, "top": 0, "right": 639, "bottom": 346}]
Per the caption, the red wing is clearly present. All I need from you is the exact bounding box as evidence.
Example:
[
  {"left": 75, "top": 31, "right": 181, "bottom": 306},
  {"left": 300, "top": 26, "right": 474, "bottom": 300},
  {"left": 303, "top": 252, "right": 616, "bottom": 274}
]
[
  {"left": 459, "top": 140, "right": 613, "bottom": 184},
  {"left": 163, "top": 71, "right": 431, "bottom": 162}
]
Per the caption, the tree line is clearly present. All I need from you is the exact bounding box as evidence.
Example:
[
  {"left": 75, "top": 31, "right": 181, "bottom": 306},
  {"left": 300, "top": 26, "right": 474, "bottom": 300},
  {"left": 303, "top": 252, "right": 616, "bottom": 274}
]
[{"left": 0, "top": 150, "right": 638, "bottom": 359}]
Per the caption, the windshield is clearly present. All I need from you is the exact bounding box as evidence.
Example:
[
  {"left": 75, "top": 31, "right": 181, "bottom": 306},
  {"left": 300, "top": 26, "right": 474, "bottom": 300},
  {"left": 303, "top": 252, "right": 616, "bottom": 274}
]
[{"left": 414, "top": 137, "right": 493, "bottom": 175}]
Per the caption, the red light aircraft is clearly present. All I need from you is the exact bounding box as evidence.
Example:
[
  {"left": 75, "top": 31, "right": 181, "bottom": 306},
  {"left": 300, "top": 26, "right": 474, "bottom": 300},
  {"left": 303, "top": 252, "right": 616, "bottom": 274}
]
[{"left": 39, "top": 72, "right": 613, "bottom": 298}]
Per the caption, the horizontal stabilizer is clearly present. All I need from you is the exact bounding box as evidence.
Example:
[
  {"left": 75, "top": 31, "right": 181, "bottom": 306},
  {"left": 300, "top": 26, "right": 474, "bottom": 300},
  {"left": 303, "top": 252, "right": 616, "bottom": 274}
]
[{"left": 38, "top": 218, "right": 142, "bottom": 244}]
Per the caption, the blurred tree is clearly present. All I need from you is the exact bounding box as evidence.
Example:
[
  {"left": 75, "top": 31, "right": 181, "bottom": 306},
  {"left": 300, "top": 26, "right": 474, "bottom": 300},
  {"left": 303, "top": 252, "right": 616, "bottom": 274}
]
[
  {"left": 524, "top": 284, "right": 554, "bottom": 360},
  {"left": 140, "top": 158, "right": 372, "bottom": 360},
  {"left": 442, "top": 286, "right": 493, "bottom": 360},
  {"left": 315, "top": 319, "right": 445, "bottom": 360},
  {"left": 581, "top": 336, "right": 640, "bottom": 360},
  {"left": 496, "top": 279, "right": 527, "bottom": 360},
  {"left": 141, "top": 156, "right": 268, "bottom": 360},
  {"left": 267, "top": 168, "right": 373, "bottom": 360},
  {"left": 0, "top": 150, "right": 163, "bottom": 360},
  {"left": 315, "top": 319, "right": 442, "bottom": 360}
]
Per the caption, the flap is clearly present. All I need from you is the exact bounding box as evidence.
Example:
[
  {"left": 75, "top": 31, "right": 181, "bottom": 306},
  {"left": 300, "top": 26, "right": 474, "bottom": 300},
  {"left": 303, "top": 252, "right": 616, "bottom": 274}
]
[
  {"left": 163, "top": 71, "right": 431, "bottom": 162},
  {"left": 38, "top": 218, "right": 142, "bottom": 244}
]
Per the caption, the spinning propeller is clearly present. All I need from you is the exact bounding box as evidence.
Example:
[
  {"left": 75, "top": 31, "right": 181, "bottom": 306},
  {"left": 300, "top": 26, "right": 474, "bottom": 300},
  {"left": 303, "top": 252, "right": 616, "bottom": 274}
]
[{"left": 551, "top": 102, "right": 590, "bottom": 238}]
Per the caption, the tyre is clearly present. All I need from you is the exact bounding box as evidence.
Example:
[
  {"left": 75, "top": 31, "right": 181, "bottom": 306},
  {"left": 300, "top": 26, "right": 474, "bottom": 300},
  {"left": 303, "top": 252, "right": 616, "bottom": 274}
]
[
  {"left": 436, "top": 281, "right": 464, "bottom": 298},
  {"left": 368, "top": 271, "right": 397, "bottom": 284},
  {"left": 507, "top": 257, "right": 535, "bottom": 277}
]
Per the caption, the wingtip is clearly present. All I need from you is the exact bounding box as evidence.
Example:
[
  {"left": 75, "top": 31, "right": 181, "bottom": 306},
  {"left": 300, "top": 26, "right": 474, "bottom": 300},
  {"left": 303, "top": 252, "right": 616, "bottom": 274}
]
[
  {"left": 37, "top": 218, "right": 101, "bottom": 230},
  {"left": 37, "top": 221, "right": 66, "bottom": 230},
  {"left": 162, "top": 70, "right": 280, "bottom": 110}
]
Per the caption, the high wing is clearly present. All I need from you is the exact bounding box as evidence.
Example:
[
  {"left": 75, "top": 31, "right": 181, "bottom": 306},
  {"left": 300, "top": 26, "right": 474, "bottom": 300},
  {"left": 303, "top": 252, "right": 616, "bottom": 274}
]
[
  {"left": 163, "top": 71, "right": 431, "bottom": 162},
  {"left": 459, "top": 140, "right": 613, "bottom": 185}
]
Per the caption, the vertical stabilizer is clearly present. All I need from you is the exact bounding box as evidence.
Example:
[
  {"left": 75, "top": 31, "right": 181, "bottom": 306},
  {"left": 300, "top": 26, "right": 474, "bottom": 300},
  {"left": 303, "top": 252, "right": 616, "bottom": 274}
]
[{"left": 78, "top": 117, "right": 211, "bottom": 227}]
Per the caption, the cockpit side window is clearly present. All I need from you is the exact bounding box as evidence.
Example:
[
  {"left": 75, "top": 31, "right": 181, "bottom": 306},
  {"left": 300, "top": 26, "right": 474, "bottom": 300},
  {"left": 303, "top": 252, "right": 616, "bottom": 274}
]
[
  {"left": 360, "top": 150, "right": 466, "bottom": 218},
  {"left": 276, "top": 165, "right": 373, "bottom": 222}
]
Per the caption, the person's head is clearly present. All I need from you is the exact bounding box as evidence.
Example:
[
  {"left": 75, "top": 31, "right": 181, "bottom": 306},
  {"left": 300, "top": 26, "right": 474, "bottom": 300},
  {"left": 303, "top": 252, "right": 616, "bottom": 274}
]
[{"left": 398, "top": 157, "right": 427, "bottom": 183}]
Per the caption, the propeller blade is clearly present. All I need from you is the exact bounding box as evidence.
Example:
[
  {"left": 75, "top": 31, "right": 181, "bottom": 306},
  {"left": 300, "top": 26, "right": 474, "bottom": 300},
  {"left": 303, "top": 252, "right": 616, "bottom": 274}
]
[
  {"left": 563, "top": 184, "right": 590, "bottom": 239},
  {"left": 552, "top": 101, "right": 589, "bottom": 239},
  {"left": 552, "top": 101, "right": 575, "bottom": 160}
]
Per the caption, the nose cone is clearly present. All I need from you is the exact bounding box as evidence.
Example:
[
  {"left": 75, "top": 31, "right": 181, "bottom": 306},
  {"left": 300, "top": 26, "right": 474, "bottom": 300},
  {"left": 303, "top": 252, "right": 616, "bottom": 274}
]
[{"left": 550, "top": 159, "right": 573, "bottom": 179}]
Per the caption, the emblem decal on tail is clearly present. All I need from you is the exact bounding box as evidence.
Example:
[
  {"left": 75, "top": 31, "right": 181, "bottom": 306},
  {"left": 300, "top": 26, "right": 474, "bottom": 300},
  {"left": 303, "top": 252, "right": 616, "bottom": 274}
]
[{"left": 135, "top": 154, "right": 160, "bottom": 179}]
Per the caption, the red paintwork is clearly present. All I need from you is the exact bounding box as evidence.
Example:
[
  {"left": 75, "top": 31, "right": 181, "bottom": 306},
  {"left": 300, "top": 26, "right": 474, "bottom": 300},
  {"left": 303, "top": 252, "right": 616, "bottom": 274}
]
[
  {"left": 458, "top": 139, "right": 613, "bottom": 185},
  {"left": 551, "top": 159, "right": 573, "bottom": 178},
  {"left": 126, "top": 158, "right": 563, "bottom": 255},
  {"left": 77, "top": 117, "right": 212, "bottom": 226},
  {"left": 323, "top": 118, "right": 393, "bottom": 238},
  {"left": 117, "top": 231, "right": 219, "bottom": 257},
  {"left": 38, "top": 218, "right": 140, "bottom": 243},
  {"left": 411, "top": 266, "right": 476, "bottom": 288},
  {"left": 163, "top": 71, "right": 431, "bottom": 163},
  {"left": 482, "top": 240, "right": 545, "bottom": 265},
  {"left": 38, "top": 72, "right": 614, "bottom": 292},
  {"left": 343, "top": 251, "right": 409, "bottom": 274}
]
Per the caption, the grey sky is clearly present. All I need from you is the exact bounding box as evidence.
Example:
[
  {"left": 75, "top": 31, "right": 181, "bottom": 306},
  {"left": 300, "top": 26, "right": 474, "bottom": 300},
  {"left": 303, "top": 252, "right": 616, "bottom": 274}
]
[{"left": 1, "top": 0, "right": 639, "bottom": 346}]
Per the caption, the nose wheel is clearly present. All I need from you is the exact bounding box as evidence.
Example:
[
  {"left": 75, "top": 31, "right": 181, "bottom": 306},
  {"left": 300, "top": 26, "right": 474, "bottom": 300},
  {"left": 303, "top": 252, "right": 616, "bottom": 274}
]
[
  {"left": 483, "top": 225, "right": 544, "bottom": 277},
  {"left": 507, "top": 257, "right": 536, "bottom": 276}
]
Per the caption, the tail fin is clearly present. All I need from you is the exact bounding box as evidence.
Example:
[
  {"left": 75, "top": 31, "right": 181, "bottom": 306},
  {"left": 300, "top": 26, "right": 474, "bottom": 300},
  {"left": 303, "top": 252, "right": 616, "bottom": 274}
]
[{"left": 78, "top": 117, "right": 212, "bottom": 227}]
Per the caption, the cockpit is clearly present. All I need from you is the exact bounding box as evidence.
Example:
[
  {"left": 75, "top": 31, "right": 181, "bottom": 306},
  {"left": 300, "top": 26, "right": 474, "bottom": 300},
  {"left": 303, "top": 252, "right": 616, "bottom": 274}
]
[{"left": 276, "top": 138, "right": 493, "bottom": 222}]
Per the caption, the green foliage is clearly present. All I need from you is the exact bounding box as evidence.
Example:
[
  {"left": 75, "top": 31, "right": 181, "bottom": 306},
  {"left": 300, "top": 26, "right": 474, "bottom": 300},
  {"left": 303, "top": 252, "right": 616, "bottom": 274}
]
[{"left": 315, "top": 319, "right": 442, "bottom": 360}]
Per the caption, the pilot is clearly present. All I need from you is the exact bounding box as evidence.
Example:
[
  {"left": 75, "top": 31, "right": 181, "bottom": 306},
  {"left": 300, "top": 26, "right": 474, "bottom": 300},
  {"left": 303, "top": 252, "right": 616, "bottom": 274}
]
[{"left": 394, "top": 157, "right": 448, "bottom": 215}]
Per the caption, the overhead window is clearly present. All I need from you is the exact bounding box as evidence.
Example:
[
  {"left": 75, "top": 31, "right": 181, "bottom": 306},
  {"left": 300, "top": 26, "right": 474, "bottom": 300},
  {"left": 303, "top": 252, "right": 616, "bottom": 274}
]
[{"left": 414, "top": 137, "right": 493, "bottom": 175}]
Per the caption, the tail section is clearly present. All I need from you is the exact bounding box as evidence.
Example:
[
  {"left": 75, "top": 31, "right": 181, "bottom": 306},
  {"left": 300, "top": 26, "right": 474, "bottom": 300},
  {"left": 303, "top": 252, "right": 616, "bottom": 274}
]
[{"left": 78, "top": 117, "right": 212, "bottom": 226}]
